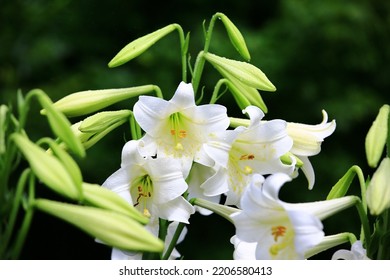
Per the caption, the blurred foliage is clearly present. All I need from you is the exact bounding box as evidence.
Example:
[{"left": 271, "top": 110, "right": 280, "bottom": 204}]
[{"left": 1, "top": 0, "right": 389, "bottom": 259}]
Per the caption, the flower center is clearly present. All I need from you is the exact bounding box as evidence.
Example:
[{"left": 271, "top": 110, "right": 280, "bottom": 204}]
[
  {"left": 169, "top": 112, "right": 187, "bottom": 151},
  {"left": 269, "top": 225, "right": 294, "bottom": 258},
  {"left": 131, "top": 175, "right": 153, "bottom": 217}
]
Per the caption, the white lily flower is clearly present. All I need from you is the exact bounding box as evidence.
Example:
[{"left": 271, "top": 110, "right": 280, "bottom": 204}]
[
  {"left": 186, "top": 162, "right": 227, "bottom": 215},
  {"left": 133, "top": 82, "right": 230, "bottom": 177},
  {"left": 332, "top": 241, "right": 370, "bottom": 260},
  {"left": 205, "top": 106, "right": 294, "bottom": 206},
  {"left": 231, "top": 173, "right": 357, "bottom": 259},
  {"left": 102, "top": 140, "right": 194, "bottom": 223},
  {"left": 286, "top": 110, "right": 336, "bottom": 189},
  {"left": 111, "top": 215, "right": 188, "bottom": 260}
]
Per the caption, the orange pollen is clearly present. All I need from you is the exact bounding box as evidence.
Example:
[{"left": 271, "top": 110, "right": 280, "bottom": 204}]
[
  {"left": 271, "top": 226, "right": 287, "bottom": 242},
  {"left": 179, "top": 130, "right": 187, "bottom": 138},
  {"left": 240, "top": 154, "right": 255, "bottom": 160},
  {"left": 170, "top": 129, "right": 187, "bottom": 138},
  {"left": 134, "top": 186, "right": 150, "bottom": 207}
]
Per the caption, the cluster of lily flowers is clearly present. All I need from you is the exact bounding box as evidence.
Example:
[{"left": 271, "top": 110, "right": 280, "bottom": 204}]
[
  {"left": 3, "top": 13, "right": 388, "bottom": 261},
  {"left": 98, "top": 80, "right": 361, "bottom": 260}
]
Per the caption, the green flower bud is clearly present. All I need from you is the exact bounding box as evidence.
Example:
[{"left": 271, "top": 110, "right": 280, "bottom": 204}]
[
  {"left": 203, "top": 52, "right": 276, "bottom": 92},
  {"left": 13, "top": 134, "right": 80, "bottom": 200},
  {"left": 82, "top": 182, "right": 149, "bottom": 224},
  {"left": 108, "top": 24, "right": 178, "bottom": 68},
  {"left": 366, "top": 158, "right": 390, "bottom": 216},
  {"left": 70, "top": 117, "right": 125, "bottom": 150},
  {"left": 44, "top": 138, "right": 83, "bottom": 196},
  {"left": 228, "top": 75, "right": 268, "bottom": 113},
  {"left": 217, "top": 13, "right": 251, "bottom": 61},
  {"left": 50, "top": 85, "right": 160, "bottom": 117},
  {"left": 36, "top": 91, "right": 85, "bottom": 157},
  {"left": 365, "top": 104, "right": 389, "bottom": 168},
  {"left": 34, "top": 199, "right": 164, "bottom": 253},
  {"left": 224, "top": 79, "right": 251, "bottom": 111},
  {"left": 79, "top": 110, "right": 132, "bottom": 133}
]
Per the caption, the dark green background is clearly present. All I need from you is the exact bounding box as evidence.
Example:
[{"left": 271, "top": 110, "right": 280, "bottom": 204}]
[{"left": 1, "top": 0, "right": 389, "bottom": 259}]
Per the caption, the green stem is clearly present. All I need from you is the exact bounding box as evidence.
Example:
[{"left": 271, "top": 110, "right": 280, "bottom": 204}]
[
  {"left": 210, "top": 79, "right": 228, "bottom": 104},
  {"left": 162, "top": 222, "right": 186, "bottom": 260},
  {"left": 355, "top": 197, "right": 371, "bottom": 246},
  {"left": 377, "top": 209, "right": 389, "bottom": 259},
  {"left": 191, "top": 13, "right": 219, "bottom": 94},
  {"left": 9, "top": 171, "right": 35, "bottom": 259},
  {"left": 0, "top": 169, "right": 31, "bottom": 258},
  {"left": 173, "top": 24, "right": 188, "bottom": 83}
]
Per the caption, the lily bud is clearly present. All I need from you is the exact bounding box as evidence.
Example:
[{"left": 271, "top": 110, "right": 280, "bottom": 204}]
[
  {"left": 224, "top": 79, "right": 251, "bottom": 111},
  {"left": 203, "top": 52, "right": 276, "bottom": 91},
  {"left": 365, "top": 104, "right": 389, "bottom": 168},
  {"left": 36, "top": 91, "right": 85, "bottom": 157},
  {"left": 12, "top": 134, "right": 80, "bottom": 200},
  {"left": 50, "top": 85, "right": 159, "bottom": 117},
  {"left": 217, "top": 13, "right": 251, "bottom": 61},
  {"left": 44, "top": 138, "right": 83, "bottom": 195},
  {"left": 34, "top": 199, "right": 164, "bottom": 253},
  {"left": 366, "top": 158, "right": 390, "bottom": 216},
  {"left": 82, "top": 182, "right": 149, "bottom": 224},
  {"left": 79, "top": 110, "right": 132, "bottom": 133},
  {"left": 108, "top": 24, "right": 178, "bottom": 67}
]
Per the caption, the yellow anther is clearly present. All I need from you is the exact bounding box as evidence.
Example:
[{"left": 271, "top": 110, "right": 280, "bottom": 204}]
[
  {"left": 243, "top": 165, "right": 253, "bottom": 174},
  {"left": 175, "top": 142, "right": 184, "bottom": 150},
  {"left": 143, "top": 208, "right": 151, "bottom": 218}
]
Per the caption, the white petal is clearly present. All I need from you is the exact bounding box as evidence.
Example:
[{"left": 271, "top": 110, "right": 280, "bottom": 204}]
[
  {"left": 102, "top": 167, "right": 130, "bottom": 194},
  {"left": 203, "top": 130, "right": 240, "bottom": 168},
  {"left": 183, "top": 104, "right": 229, "bottom": 132},
  {"left": 169, "top": 82, "right": 196, "bottom": 108},
  {"left": 111, "top": 248, "right": 142, "bottom": 260},
  {"left": 242, "top": 105, "right": 265, "bottom": 127},
  {"left": 133, "top": 95, "right": 173, "bottom": 137},
  {"left": 298, "top": 156, "right": 315, "bottom": 189},
  {"left": 157, "top": 196, "right": 195, "bottom": 223},
  {"left": 120, "top": 140, "right": 146, "bottom": 167},
  {"left": 231, "top": 235, "right": 257, "bottom": 260},
  {"left": 146, "top": 158, "right": 188, "bottom": 204},
  {"left": 287, "top": 210, "right": 324, "bottom": 257}
]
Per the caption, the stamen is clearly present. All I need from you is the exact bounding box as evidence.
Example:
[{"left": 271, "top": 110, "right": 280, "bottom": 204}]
[
  {"left": 271, "top": 226, "right": 286, "bottom": 242},
  {"left": 243, "top": 165, "right": 253, "bottom": 174}
]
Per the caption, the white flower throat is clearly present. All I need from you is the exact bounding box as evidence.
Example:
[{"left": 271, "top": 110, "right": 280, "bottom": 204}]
[
  {"left": 169, "top": 112, "right": 188, "bottom": 151},
  {"left": 131, "top": 174, "right": 153, "bottom": 218}
]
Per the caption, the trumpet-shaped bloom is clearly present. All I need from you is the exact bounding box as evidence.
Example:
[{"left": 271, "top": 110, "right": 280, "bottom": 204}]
[
  {"left": 133, "top": 82, "right": 230, "bottom": 177},
  {"left": 286, "top": 110, "right": 336, "bottom": 189},
  {"left": 231, "top": 173, "right": 356, "bottom": 259},
  {"left": 204, "top": 106, "right": 294, "bottom": 206},
  {"left": 102, "top": 140, "right": 194, "bottom": 224}
]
